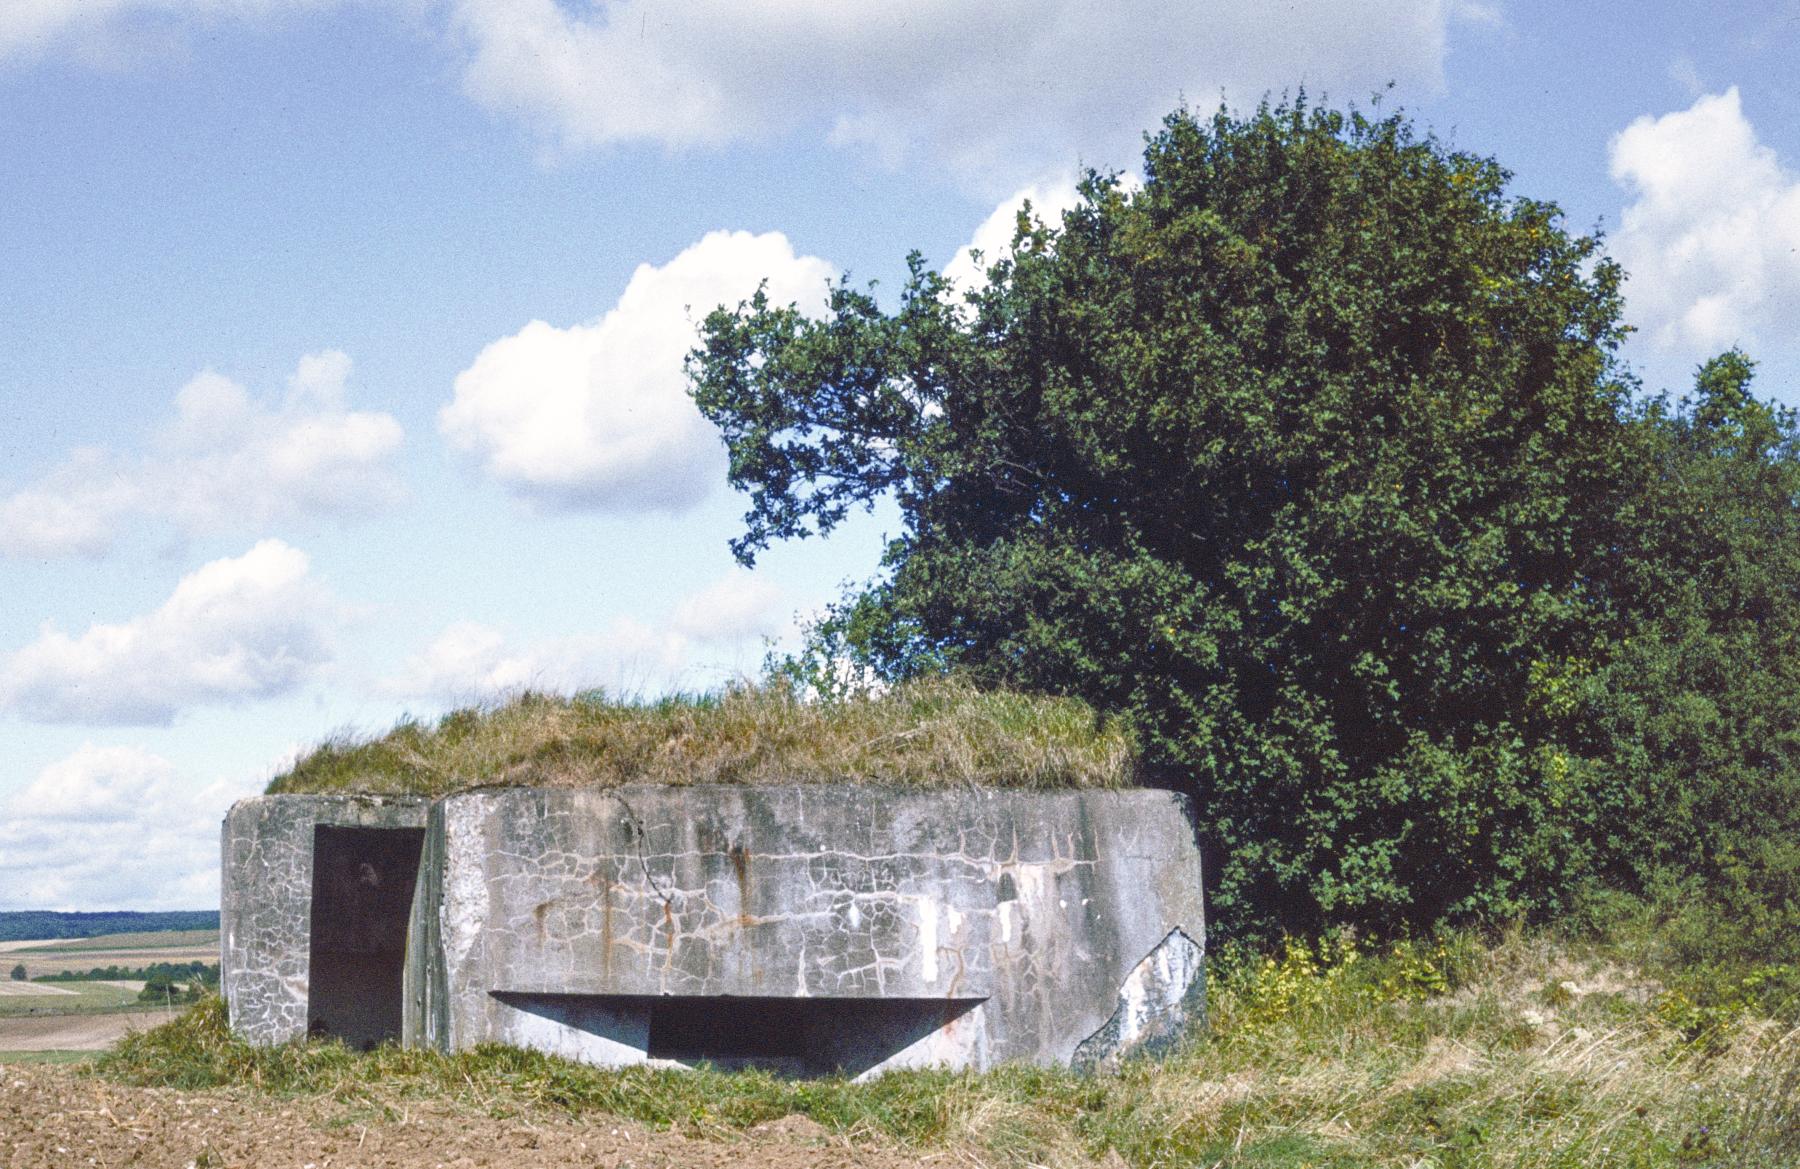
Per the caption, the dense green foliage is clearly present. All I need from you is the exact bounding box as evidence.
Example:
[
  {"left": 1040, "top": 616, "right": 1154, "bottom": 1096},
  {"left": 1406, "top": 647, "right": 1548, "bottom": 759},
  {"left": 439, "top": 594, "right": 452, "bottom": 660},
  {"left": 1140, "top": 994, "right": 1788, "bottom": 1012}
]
[
  {"left": 1560, "top": 353, "right": 1800, "bottom": 998},
  {"left": 0, "top": 910, "right": 218, "bottom": 943},
  {"left": 137, "top": 972, "right": 207, "bottom": 1004},
  {"left": 689, "top": 98, "right": 1800, "bottom": 947}
]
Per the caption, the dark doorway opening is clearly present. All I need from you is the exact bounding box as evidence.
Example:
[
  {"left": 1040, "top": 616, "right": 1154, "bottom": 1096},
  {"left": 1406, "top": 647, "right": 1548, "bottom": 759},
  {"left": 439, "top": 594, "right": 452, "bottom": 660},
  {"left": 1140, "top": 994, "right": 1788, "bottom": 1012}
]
[
  {"left": 308, "top": 825, "right": 425, "bottom": 1049},
  {"left": 493, "top": 991, "right": 985, "bottom": 1077}
]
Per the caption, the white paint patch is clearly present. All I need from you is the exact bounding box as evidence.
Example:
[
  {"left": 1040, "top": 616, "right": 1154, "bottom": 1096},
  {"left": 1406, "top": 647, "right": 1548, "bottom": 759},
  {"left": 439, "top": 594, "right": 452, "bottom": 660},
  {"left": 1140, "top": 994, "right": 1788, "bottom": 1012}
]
[
  {"left": 917, "top": 898, "right": 939, "bottom": 983},
  {"left": 441, "top": 796, "right": 493, "bottom": 977}
]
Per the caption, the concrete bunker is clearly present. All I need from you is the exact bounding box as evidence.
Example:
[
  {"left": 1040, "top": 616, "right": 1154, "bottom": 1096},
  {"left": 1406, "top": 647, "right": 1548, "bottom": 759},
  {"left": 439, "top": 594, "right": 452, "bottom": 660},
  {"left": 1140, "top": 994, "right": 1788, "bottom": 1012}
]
[{"left": 223, "top": 786, "right": 1206, "bottom": 1076}]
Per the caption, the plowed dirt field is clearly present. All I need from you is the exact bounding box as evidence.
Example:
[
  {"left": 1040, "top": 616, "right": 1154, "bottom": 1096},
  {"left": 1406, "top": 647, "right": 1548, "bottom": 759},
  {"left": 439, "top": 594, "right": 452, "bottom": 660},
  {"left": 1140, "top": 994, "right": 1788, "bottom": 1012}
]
[
  {"left": 0, "top": 1065, "right": 938, "bottom": 1169},
  {"left": 0, "top": 1010, "right": 170, "bottom": 1052}
]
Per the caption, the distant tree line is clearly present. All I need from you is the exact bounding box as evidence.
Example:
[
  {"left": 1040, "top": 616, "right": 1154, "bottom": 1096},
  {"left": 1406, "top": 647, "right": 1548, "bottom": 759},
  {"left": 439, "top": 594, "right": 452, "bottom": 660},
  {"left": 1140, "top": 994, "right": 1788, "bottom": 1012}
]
[
  {"left": 0, "top": 910, "right": 218, "bottom": 943},
  {"left": 35, "top": 960, "right": 219, "bottom": 985}
]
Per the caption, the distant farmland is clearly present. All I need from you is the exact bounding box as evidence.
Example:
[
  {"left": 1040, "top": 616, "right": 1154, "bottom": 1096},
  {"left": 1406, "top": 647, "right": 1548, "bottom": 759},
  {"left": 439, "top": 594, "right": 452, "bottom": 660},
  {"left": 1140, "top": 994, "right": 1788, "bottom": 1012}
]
[
  {"left": 0, "top": 926, "right": 217, "bottom": 1058},
  {"left": 0, "top": 911, "right": 218, "bottom": 944},
  {"left": 8, "top": 929, "right": 218, "bottom": 955},
  {"left": 2, "top": 930, "right": 219, "bottom": 983}
]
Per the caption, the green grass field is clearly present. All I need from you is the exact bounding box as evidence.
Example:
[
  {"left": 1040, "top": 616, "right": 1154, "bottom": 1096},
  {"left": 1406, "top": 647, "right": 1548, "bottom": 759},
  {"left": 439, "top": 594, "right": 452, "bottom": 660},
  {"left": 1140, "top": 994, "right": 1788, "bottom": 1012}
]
[
  {"left": 0, "top": 1049, "right": 94, "bottom": 1065},
  {"left": 0, "top": 981, "right": 141, "bottom": 1017},
  {"left": 10, "top": 928, "right": 219, "bottom": 954}
]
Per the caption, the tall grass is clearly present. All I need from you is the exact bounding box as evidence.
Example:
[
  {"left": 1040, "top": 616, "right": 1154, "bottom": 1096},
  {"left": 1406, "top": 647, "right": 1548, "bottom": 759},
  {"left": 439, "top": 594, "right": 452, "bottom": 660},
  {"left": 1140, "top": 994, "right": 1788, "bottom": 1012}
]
[
  {"left": 267, "top": 676, "right": 1137, "bottom": 796},
  {"left": 95, "top": 932, "right": 1790, "bottom": 1167},
  {"left": 1721, "top": 1028, "right": 1800, "bottom": 1169}
]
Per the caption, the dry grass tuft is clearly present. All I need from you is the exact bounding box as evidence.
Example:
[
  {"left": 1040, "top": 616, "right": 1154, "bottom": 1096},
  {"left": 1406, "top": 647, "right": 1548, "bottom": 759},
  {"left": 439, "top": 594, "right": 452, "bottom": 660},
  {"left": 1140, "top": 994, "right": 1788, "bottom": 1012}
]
[
  {"left": 267, "top": 676, "right": 1138, "bottom": 796},
  {"left": 1722, "top": 1023, "right": 1800, "bottom": 1168}
]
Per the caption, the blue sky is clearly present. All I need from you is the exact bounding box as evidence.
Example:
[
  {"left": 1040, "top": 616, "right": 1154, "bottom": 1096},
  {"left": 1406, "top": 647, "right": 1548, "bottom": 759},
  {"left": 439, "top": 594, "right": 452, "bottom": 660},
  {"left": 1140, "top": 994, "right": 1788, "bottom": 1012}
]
[{"left": 2, "top": 0, "right": 1797, "bottom": 909}]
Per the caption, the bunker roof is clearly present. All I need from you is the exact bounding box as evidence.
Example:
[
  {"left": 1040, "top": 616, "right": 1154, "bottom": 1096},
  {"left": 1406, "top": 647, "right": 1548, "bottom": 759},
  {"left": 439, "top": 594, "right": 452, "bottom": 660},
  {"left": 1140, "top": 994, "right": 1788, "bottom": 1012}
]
[{"left": 267, "top": 676, "right": 1139, "bottom": 797}]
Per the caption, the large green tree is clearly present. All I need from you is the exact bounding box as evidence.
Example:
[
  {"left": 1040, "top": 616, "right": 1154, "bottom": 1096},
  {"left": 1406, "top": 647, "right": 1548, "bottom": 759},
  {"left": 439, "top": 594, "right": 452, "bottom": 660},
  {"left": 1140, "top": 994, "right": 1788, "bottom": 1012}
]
[{"left": 688, "top": 99, "right": 1800, "bottom": 941}]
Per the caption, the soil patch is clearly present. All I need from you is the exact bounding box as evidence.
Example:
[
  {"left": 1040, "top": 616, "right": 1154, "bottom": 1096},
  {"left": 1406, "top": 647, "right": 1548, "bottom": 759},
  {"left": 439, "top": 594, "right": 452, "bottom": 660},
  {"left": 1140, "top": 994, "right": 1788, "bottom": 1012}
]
[
  {"left": 0, "top": 1065, "right": 929, "bottom": 1168},
  {"left": 0, "top": 1010, "right": 173, "bottom": 1051}
]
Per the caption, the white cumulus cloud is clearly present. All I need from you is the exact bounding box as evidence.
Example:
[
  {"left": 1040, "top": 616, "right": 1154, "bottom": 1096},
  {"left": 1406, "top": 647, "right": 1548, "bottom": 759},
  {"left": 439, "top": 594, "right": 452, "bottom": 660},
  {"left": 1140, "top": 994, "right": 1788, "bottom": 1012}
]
[
  {"left": 0, "top": 350, "right": 405, "bottom": 559},
  {"left": 0, "top": 539, "right": 340, "bottom": 725},
  {"left": 1610, "top": 88, "right": 1800, "bottom": 354},
  {"left": 940, "top": 173, "right": 1146, "bottom": 297},
  {"left": 441, "top": 230, "right": 833, "bottom": 513},
  {"left": 450, "top": 0, "right": 1460, "bottom": 189},
  {"left": 0, "top": 745, "right": 257, "bottom": 909},
  {"left": 942, "top": 178, "right": 1086, "bottom": 294},
  {"left": 4, "top": 2, "right": 1468, "bottom": 190},
  {"left": 0, "top": 449, "right": 139, "bottom": 559}
]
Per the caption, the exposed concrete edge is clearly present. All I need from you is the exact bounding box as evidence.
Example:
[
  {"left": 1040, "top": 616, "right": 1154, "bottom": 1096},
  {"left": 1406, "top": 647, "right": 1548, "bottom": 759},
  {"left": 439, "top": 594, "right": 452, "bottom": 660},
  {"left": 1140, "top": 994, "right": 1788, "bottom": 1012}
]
[
  {"left": 1071, "top": 927, "right": 1206, "bottom": 1073},
  {"left": 225, "top": 792, "right": 432, "bottom": 818}
]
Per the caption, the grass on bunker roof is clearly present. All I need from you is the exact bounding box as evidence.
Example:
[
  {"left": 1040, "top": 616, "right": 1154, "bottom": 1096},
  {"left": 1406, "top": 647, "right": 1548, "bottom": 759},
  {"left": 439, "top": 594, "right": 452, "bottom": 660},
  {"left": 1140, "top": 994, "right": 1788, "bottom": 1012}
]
[{"left": 266, "top": 676, "right": 1139, "bottom": 796}]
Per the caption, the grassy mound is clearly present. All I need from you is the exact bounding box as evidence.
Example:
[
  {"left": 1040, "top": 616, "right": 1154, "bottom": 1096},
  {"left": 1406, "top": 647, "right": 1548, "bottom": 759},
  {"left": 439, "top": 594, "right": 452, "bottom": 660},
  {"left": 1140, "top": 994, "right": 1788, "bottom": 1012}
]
[
  {"left": 268, "top": 676, "right": 1137, "bottom": 796},
  {"left": 96, "top": 931, "right": 1799, "bottom": 1167}
]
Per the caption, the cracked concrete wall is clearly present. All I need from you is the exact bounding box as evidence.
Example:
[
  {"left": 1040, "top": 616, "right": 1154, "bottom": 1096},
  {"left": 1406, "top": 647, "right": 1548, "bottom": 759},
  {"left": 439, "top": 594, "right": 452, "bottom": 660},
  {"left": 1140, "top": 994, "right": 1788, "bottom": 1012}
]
[
  {"left": 427, "top": 786, "right": 1205, "bottom": 1073},
  {"left": 220, "top": 795, "right": 428, "bottom": 1045},
  {"left": 223, "top": 785, "right": 1206, "bottom": 1074}
]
